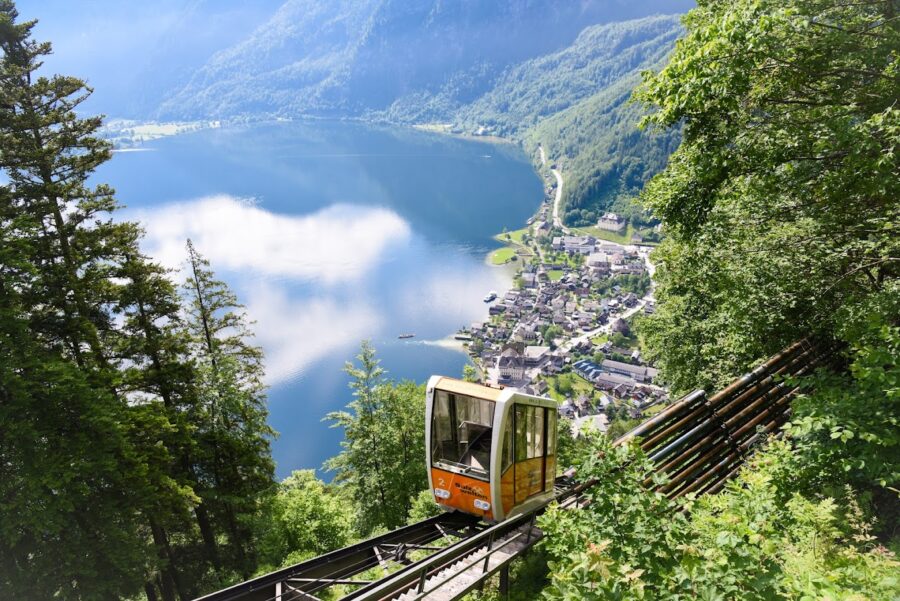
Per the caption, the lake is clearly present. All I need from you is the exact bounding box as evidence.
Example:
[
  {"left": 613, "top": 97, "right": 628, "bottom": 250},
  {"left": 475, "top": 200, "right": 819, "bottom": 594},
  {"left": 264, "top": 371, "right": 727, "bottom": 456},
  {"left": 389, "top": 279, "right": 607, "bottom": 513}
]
[{"left": 95, "top": 120, "right": 544, "bottom": 478}]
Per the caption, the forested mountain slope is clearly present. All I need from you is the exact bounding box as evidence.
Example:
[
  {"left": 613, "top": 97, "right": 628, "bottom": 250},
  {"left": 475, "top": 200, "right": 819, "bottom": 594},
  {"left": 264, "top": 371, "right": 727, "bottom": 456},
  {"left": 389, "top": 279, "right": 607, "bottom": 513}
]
[
  {"left": 451, "top": 15, "right": 681, "bottom": 135},
  {"left": 444, "top": 15, "right": 685, "bottom": 226},
  {"left": 158, "top": 0, "right": 691, "bottom": 120}
]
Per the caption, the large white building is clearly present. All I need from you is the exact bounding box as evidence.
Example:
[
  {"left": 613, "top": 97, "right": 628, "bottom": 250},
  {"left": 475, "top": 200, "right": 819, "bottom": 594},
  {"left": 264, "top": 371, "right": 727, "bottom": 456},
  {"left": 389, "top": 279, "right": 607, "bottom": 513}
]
[{"left": 597, "top": 212, "right": 626, "bottom": 232}]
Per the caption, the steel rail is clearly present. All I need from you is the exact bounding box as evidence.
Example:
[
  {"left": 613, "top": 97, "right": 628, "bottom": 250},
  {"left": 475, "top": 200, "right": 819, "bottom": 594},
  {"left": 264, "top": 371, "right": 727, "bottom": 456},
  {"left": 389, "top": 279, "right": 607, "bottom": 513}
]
[
  {"left": 296, "top": 521, "right": 478, "bottom": 599},
  {"left": 342, "top": 485, "right": 588, "bottom": 601}
]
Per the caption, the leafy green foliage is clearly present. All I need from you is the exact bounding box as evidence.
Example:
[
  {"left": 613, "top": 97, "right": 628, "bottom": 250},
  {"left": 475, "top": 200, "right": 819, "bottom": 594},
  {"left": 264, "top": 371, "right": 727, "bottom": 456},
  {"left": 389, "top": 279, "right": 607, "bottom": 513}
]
[
  {"left": 635, "top": 0, "right": 900, "bottom": 394},
  {"left": 592, "top": 273, "right": 651, "bottom": 298},
  {"left": 255, "top": 471, "right": 353, "bottom": 571},
  {"left": 555, "top": 417, "right": 585, "bottom": 472},
  {"left": 407, "top": 489, "right": 443, "bottom": 524},
  {"left": 785, "top": 287, "right": 900, "bottom": 491},
  {"left": 539, "top": 435, "right": 900, "bottom": 600}
]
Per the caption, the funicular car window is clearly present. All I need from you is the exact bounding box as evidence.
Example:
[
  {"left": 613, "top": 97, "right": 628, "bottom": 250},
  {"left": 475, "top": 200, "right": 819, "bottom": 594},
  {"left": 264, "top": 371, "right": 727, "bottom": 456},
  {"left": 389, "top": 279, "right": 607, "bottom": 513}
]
[
  {"left": 501, "top": 418, "right": 513, "bottom": 473},
  {"left": 431, "top": 390, "right": 495, "bottom": 480},
  {"left": 514, "top": 403, "right": 550, "bottom": 502},
  {"left": 533, "top": 407, "right": 545, "bottom": 458},
  {"left": 515, "top": 405, "right": 528, "bottom": 462},
  {"left": 546, "top": 411, "right": 557, "bottom": 456}
]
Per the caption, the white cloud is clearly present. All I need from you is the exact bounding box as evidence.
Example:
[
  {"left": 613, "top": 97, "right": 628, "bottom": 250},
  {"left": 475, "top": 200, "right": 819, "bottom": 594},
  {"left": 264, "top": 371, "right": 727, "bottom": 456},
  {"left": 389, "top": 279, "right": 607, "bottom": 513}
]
[
  {"left": 246, "top": 285, "right": 379, "bottom": 386},
  {"left": 134, "top": 195, "right": 410, "bottom": 284},
  {"left": 129, "top": 195, "right": 408, "bottom": 384}
]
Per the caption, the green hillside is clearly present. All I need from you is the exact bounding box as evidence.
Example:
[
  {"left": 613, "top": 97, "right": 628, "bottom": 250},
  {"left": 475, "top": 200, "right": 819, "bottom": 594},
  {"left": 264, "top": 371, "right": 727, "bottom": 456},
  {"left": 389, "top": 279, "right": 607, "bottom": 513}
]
[
  {"left": 450, "top": 16, "right": 684, "bottom": 226},
  {"left": 524, "top": 73, "right": 680, "bottom": 225},
  {"left": 159, "top": 0, "right": 692, "bottom": 120},
  {"left": 452, "top": 15, "right": 681, "bottom": 135}
]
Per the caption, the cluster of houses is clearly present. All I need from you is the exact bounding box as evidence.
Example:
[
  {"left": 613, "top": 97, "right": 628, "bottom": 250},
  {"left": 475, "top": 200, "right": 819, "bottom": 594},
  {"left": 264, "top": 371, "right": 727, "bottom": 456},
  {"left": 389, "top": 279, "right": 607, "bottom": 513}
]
[
  {"left": 460, "top": 227, "right": 665, "bottom": 409},
  {"left": 571, "top": 356, "right": 663, "bottom": 405}
]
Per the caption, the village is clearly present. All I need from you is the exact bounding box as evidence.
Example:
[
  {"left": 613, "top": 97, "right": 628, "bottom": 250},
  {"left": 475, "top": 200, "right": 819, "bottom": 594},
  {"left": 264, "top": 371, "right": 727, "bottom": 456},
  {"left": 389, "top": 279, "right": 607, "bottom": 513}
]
[{"left": 458, "top": 179, "right": 668, "bottom": 436}]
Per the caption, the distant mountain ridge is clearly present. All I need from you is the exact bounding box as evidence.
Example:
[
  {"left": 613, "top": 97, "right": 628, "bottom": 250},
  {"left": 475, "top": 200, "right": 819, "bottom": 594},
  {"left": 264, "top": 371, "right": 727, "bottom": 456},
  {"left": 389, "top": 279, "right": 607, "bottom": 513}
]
[
  {"left": 158, "top": 0, "right": 691, "bottom": 120},
  {"left": 157, "top": 0, "right": 692, "bottom": 224}
]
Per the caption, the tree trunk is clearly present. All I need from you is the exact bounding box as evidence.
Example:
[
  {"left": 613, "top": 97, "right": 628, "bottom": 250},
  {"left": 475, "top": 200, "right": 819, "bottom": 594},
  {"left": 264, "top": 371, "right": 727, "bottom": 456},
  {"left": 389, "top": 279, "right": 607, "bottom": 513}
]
[
  {"left": 144, "top": 581, "right": 159, "bottom": 601},
  {"left": 195, "top": 503, "right": 221, "bottom": 570},
  {"left": 149, "top": 518, "right": 186, "bottom": 601}
]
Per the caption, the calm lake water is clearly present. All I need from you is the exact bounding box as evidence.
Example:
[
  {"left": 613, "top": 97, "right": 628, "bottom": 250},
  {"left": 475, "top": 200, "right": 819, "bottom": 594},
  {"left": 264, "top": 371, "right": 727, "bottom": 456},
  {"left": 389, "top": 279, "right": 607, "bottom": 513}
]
[{"left": 94, "top": 120, "right": 543, "bottom": 478}]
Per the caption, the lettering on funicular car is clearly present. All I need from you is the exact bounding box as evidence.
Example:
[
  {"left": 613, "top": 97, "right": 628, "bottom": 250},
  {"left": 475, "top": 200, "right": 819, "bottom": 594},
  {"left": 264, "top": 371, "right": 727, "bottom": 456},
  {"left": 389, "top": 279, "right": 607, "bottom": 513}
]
[{"left": 431, "top": 468, "right": 494, "bottom": 520}]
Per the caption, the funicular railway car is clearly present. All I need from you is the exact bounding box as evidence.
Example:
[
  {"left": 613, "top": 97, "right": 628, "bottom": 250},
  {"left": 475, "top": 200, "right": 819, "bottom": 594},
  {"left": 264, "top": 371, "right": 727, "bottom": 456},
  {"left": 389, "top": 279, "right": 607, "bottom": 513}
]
[{"left": 425, "top": 376, "right": 558, "bottom": 522}]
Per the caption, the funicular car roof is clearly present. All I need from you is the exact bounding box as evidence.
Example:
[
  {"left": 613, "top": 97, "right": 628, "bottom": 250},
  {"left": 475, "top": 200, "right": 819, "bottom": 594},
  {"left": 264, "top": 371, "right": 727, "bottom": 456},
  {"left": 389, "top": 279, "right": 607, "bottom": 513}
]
[{"left": 432, "top": 377, "right": 557, "bottom": 409}]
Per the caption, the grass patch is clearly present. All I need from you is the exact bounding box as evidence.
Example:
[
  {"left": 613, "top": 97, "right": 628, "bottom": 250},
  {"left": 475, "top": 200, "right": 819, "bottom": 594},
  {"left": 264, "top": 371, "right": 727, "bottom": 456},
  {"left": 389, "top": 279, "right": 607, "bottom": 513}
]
[
  {"left": 642, "top": 403, "right": 666, "bottom": 417},
  {"left": 490, "top": 247, "right": 518, "bottom": 265},
  {"left": 548, "top": 269, "right": 565, "bottom": 281},
  {"left": 590, "top": 334, "right": 609, "bottom": 346},
  {"left": 494, "top": 227, "right": 530, "bottom": 245},
  {"left": 573, "top": 224, "right": 659, "bottom": 247},
  {"left": 544, "top": 372, "right": 596, "bottom": 402}
]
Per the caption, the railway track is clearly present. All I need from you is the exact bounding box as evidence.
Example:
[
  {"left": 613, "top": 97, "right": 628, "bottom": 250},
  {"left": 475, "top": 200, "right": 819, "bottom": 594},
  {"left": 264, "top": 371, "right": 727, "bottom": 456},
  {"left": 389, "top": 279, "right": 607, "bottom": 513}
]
[
  {"left": 196, "top": 338, "right": 835, "bottom": 601},
  {"left": 194, "top": 512, "right": 482, "bottom": 601}
]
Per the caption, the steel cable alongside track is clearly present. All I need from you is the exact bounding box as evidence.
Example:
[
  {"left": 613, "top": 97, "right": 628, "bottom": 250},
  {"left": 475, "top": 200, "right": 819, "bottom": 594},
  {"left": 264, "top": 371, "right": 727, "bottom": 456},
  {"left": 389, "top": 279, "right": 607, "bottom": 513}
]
[{"left": 195, "top": 339, "right": 836, "bottom": 601}]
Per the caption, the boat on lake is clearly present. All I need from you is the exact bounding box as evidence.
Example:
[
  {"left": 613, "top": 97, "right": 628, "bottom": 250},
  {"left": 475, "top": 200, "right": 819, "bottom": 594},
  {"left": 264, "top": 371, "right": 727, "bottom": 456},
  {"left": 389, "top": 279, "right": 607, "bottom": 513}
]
[
  {"left": 398, "top": 333, "right": 415, "bottom": 339},
  {"left": 483, "top": 291, "right": 497, "bottom": 303}
]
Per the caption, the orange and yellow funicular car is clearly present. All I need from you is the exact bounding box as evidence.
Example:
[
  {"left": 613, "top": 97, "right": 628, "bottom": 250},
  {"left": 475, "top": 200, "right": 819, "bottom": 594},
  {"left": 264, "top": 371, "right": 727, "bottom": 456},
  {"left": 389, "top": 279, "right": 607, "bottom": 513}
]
[{"left": 425, "top": 376, "right": 558, "bottom": 522}]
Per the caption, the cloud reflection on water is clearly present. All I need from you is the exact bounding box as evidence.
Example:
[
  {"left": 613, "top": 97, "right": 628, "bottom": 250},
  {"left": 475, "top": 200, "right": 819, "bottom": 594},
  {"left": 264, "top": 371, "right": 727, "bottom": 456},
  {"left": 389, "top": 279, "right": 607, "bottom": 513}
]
[
  {"left": 245, "top": 285, "right": 380, "bottom": 385},
  {"left": 135, "top": 195, "right": 415, "bottom": 384},
  {"left": 136, "top": 195, "right": 411, "bottom": 284}
]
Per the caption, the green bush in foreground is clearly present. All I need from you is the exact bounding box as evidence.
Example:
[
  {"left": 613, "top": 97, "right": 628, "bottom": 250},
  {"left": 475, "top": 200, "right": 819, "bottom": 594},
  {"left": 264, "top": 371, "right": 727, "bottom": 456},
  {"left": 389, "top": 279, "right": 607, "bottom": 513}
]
[{"left": 539, "top": 435, "right": 899, "bottom": 600}]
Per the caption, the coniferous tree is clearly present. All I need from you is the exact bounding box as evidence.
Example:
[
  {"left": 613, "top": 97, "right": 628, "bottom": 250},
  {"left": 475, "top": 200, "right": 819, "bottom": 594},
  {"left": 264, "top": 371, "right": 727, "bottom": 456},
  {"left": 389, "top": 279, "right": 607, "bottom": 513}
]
[
  {"left": 0, "top": 6, "right": 276, "bottom": 599},
  {"left": 324, "top": 342, "right": 427, "bottom": 533},
  {"left": 0, "top": 5, "right": 193, "bottom": 598},
  {"left": 182, "top": 239, "right": 276, "bottom": 579},
  {"left": 0, "top": 186, "right": 155, "bottom": 599},
  {"left": 116, "top": 252, "right": 228, "bottom": 598}
]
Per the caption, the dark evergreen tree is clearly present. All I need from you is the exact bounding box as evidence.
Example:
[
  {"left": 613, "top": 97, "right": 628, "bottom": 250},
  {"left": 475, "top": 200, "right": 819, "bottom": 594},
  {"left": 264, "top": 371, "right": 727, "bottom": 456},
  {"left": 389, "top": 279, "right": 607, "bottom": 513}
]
[
  {"left": 182, "top": 239, "right": 276, "bottom": 579},
  {"left": 116, "top": 252, "right": 228, "bottom": 599},
  {"left": 0, "top": 4, "right": 193, "bottom": 599},
  {"left": 0, "top": 183, "right": 156, "bottom": 599},
  {"left": 0, "top": 6, "right": 275, "bottom": 598}
]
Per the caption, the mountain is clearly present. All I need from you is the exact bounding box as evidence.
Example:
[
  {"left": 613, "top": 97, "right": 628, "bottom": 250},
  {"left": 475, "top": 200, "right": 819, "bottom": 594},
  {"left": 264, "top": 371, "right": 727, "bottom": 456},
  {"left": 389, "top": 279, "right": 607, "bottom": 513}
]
[
  {"left": 20, "top": 0, "right": 283, "bottom": 118},
  {"left": 447, "top": 15, "right": 684, "bottom": 225},
  {"left": 157, "top": 0, "right": 692, "bottom": 120},
  {"left": 449, "top": 15, "right": 681, "bottom": 135},
  {"left": 524, "top": 71, "right": 682, "bottom": 226}
]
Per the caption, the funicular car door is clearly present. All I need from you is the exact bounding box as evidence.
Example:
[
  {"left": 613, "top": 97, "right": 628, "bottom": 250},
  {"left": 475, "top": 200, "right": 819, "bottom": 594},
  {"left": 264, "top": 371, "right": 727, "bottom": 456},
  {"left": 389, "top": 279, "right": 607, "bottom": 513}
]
[{"left": 513, "top": 403, "right": 547, "bottom": 505}]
